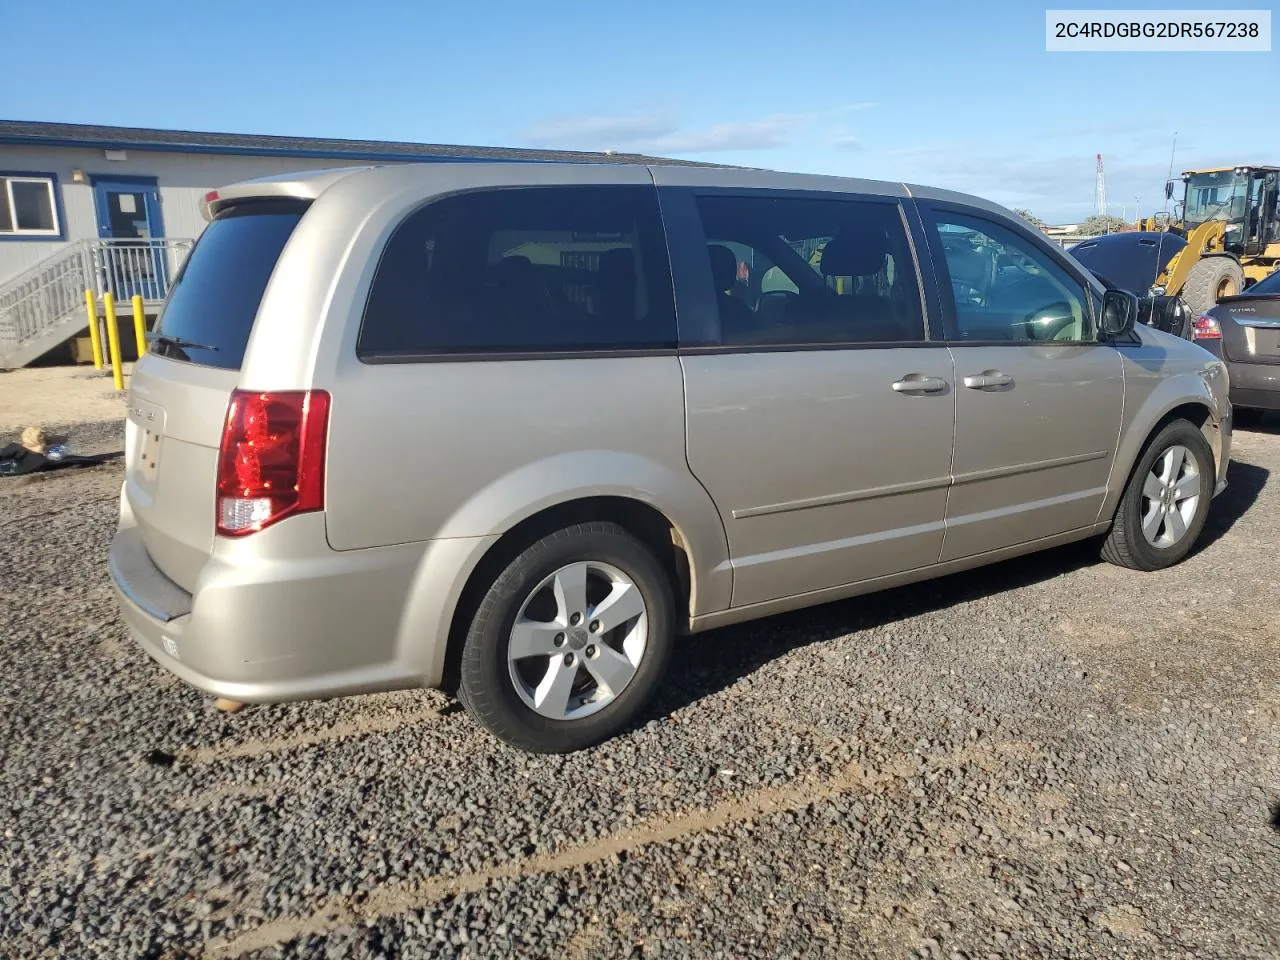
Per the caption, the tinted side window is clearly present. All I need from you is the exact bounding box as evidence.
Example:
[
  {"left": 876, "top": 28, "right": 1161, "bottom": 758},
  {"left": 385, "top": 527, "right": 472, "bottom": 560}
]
[
  {"left": 359, "top": 186, "right": 676, "bottom": 358},
  {"left": 930, "top": 212, "right": 1091, "bottom": 342},
  {"left": 694, "top": 195, "right": 924, "bottom": 345},
  {"left": 153, "top": 201, "right": 307, "bottom": 369}
]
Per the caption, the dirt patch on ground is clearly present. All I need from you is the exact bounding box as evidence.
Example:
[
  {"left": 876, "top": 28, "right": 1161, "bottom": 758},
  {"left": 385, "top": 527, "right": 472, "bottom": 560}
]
[{"left": 0, "top": 365, "right": 131, "bottom": 434}]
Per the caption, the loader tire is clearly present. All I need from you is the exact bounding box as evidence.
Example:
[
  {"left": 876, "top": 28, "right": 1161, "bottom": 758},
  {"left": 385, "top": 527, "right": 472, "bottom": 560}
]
[{"left": 1182, "top": 257, "right": 1244, "bottom": 317}]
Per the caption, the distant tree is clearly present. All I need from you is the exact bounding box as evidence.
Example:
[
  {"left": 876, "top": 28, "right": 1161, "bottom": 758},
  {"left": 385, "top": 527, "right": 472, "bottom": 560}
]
[
  {"left": 1080, "top": 214, "right": 1130, "bottom": 236},
  {"left": 1012, "top": 208, "right": 1046, "bottom": 229}
]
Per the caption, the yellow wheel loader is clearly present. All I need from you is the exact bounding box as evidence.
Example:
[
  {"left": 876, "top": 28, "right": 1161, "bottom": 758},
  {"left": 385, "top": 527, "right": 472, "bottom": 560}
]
[{"left": 1136, "top": 165, "right": 1280, "bottom": 316}]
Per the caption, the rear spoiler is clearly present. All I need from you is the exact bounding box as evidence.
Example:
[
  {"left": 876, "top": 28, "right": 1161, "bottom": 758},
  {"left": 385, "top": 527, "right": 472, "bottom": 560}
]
[
  {"left": 1217, "top": 292, "right": 1280, "bottom": 304},
  {"left": 200, "top": 166, "right": 372, "bottom": 221}
]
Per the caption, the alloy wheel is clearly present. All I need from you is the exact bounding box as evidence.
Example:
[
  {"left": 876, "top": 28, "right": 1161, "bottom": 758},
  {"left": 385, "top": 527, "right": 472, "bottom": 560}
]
[
  {"left": 506, "top": 561, "right": 648, "bottom": 720},
  {"left": 1140, "top": 444, "right": 1201, "bottom": 548}
]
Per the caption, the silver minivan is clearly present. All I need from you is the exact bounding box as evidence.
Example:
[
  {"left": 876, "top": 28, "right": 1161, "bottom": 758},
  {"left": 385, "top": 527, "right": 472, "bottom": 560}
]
[{"left": 109, "top": 163, "right": 1232, "bottom": 752}]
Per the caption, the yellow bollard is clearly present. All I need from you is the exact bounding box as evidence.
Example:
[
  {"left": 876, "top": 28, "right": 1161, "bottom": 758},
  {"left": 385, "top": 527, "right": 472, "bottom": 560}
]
[
  {"left": 131, "top": 295, "right": 147, "bottom": 357},
  {"left": 102, "top": 292, "right": 125, "bottom": 391},
  {"left": 83, "top": 289, "right": 104, "bottom": 370}
]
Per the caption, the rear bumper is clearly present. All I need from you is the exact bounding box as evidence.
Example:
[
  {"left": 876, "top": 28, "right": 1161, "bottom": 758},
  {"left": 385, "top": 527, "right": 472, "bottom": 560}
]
[
  {"left": 109, "top": 518, "right": 495, "bottom": 702},
  {"left": 1224, "top": 358, "right": 1280, "bottom": 410}
]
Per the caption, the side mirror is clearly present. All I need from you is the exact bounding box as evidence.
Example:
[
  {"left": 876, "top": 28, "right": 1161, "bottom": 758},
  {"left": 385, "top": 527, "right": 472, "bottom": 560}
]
[
  {"left": 1165, "top": 180, "right": 1176, "bottom": 200},
  {"left": 1100, "top": 289, "right": 1138, "bottom": 339}
]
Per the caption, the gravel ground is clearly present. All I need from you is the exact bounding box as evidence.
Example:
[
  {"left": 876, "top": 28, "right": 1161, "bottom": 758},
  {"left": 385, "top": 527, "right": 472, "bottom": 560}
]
[{"left": 1, "top": 416, "right": 1278, "bottom": 959}]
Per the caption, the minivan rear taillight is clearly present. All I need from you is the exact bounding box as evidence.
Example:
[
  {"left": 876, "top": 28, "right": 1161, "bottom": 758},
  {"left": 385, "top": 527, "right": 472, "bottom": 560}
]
[{"left": 216, "top": 389, "right": 330, "bottom": 537}]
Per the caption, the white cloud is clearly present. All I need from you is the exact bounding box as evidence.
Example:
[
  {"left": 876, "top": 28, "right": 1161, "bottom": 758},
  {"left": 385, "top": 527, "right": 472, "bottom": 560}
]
[
  {"left": 517, "top": 114, "right": 678, "bottom": 149},
  {"left": 518, "top": 104, "right": 877, "bottom": 155},
  {"left": 853, "top": 124, "right": 1280, "bottom": 223},
  {"left": 871, "top": 147, "right": 1201, "bottom": 224},
  {"left": 634, "top": 116, "right": 807, "bottom": 153}
]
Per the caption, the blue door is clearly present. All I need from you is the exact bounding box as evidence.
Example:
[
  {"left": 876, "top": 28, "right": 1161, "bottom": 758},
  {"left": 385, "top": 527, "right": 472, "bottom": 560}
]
[{"left": 91, "top": 176, "right": 168, "bottom": 300}]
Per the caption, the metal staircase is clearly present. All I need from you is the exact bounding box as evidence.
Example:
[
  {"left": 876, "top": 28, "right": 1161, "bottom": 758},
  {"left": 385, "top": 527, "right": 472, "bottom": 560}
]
[{"left": 0, "top": 238, "right": 192, "bottom": 369}]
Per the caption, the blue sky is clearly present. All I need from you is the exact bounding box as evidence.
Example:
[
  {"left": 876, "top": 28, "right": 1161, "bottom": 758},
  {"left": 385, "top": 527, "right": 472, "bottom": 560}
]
[{"left": 6, "top": 0, "right": 1277, "bottom": 223}]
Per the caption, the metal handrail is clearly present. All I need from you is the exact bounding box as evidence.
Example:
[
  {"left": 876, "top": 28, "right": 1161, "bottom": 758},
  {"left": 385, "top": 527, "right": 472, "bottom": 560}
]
[
  {"left": 0, "top": 238, "right": 192, "bottom": 359},
  {"left": 86, "top": 238, "right": 194, "bottom": 303},
  {"left": 0, "top": 246, "right": 88, "bottom": 349}
]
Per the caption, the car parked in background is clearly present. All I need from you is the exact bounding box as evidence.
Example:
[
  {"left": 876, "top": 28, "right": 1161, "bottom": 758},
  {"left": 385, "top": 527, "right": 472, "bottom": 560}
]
[
  {"left": 1069, "top": 232, "right": 1194, "bottom": 339},
  {"left": 1068, "top": 231, "right": 1185, "bottom": 299},
  {"left": 109, "top": 163, "right": 1232, "bottom": 753},
  {"left": 1193, "top": 266, "right": 1280, "bottom": 425}
]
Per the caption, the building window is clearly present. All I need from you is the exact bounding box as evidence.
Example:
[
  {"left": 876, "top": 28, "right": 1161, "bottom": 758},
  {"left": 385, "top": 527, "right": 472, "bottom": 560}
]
[{"left": 0, "top": 174, "right": 61, "bottom": 238}]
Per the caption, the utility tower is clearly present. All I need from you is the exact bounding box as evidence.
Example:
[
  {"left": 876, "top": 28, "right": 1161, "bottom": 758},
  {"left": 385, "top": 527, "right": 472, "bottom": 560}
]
[{"left": 1095, "top": 153, "right": 1107, "bottom": 217}]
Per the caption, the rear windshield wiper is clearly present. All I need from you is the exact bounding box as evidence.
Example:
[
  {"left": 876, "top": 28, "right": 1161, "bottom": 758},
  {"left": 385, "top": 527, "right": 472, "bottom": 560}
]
[{"left": 146, "top": 333, "right": 220, "bottom": 352}]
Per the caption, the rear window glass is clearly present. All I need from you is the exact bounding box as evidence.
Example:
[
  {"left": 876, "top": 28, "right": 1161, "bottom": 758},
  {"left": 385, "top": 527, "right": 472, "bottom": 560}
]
[
  {"left": 1250, "top": 267, "right": 1280, "bottom": 295},
  {"left": 151, "top": 201, "right": 307, "bottom": 368},
  {"left": 358, "top": 186, "right": 676, "bottom": 358}
]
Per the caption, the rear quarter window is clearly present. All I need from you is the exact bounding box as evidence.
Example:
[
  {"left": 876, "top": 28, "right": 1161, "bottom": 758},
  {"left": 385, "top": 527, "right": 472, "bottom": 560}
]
[
  {"left": 358, "top": 186, "right": 676, "bottom": 359},
  {"left": 151, "top": 200, "right": 308, "bottom": 369},
  {"left": 1249, "top": 268, "right": 1280, "bottom": 294}
]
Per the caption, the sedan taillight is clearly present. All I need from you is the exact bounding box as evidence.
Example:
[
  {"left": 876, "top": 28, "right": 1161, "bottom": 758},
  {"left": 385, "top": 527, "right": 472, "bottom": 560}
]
[{"left": 1191, "top": 314, "right": 1222, "bottom": 340}]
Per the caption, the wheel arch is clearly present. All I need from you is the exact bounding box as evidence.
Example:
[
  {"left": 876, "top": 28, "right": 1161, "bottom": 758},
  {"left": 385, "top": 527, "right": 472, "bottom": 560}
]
[
  {"left": 397, "top": 452, "right": 732, "bottom": 691},
  {"left": 437, "top": 495, "right": 712, "bottom": 694},
  {"left": 1100, "top": 390, "right": 1221, "bottom": 523}
]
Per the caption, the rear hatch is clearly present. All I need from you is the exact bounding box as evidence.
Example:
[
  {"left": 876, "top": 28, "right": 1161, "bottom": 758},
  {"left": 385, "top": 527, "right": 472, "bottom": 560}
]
[
  {"left": 125, "top": 199, "right": 308, "bottom": 591},
  {"left": 1218, "top": 293, "right": 1280, "bottom": 364}
]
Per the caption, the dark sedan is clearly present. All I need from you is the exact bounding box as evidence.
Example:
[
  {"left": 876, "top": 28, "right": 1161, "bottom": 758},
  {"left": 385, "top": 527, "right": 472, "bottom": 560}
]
[
  {"left": 1195, "top": 267, "right": 1280, "bottom": 424},
  {"left": 1069, "top": 231, "right": 1185, "bottom": 297},
  {"left": 1069, "top": 232, "right": 1193, "bottom": 338}
]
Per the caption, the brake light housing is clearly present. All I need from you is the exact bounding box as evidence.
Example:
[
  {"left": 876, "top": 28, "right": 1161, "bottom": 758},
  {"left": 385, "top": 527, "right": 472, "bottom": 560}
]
[
  {"left": 1191, "top": 314, "right": 1222, "bottom": 340},
  {"left": 201, "top": 190, "right": 222, "bottom": 221},
  {"left": 216, "top": 389, "right": 330, "bottom": 537}
]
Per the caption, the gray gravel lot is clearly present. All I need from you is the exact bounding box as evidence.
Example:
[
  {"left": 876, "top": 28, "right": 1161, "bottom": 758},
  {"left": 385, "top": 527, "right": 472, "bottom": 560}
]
[{"left": 1, "top": 417, "right": 1278, "bottom": 959}]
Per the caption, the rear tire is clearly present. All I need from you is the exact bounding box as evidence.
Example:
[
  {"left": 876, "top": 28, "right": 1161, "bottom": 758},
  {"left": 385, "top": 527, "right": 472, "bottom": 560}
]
[
  {"left": 1101, "top": 419, "right": 1214, "bottom": 571},
  {"left": 458, "top": 522, "right": 674, "bottom": 753},
  {"left": 1182, "top": 257, "right": 1245, "bottom": 316}
]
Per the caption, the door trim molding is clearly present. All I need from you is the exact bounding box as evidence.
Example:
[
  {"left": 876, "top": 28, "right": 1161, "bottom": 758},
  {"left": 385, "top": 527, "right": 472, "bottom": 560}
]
[
  {"left": 731, "top": 448, "right": 1108, "bottom": 520},
  {"left": 951, "top": 449, "right": 1109, "bottom": 487},
  {"left": 731, "top": 474, "right": 951, "bottom": 519}
]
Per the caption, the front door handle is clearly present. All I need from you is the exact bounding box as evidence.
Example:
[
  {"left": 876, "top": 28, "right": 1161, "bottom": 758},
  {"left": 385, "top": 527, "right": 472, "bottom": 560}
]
[
  {"left": 962, "top": 371, "right": 1014, "bottom": 390},
  {"left": 891, "top": 375, "right": 948, "bottom": 394}
]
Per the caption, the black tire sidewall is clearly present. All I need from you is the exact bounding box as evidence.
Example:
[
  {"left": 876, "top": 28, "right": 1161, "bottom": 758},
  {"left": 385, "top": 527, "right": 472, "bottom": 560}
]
[
  {"left": 1185, "top": 258, "right": 1244, "bottom": 314},
  {"left": 459, "top": 524, "right": 675, "bottom": 753},
  {"left": 1117, "top": 421, "right": 1214, "bottom": 569}
]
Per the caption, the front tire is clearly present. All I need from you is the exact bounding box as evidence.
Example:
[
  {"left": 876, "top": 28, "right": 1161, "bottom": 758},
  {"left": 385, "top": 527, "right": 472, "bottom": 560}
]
[
  {"left": 1102, "top": 419, "right": 1214, "bottom": 571},
  {"left": 458, "top": 522, "right": 675, "bottom": 753}
]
